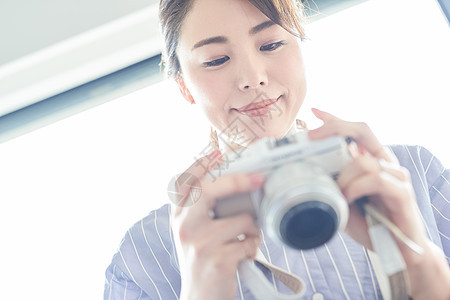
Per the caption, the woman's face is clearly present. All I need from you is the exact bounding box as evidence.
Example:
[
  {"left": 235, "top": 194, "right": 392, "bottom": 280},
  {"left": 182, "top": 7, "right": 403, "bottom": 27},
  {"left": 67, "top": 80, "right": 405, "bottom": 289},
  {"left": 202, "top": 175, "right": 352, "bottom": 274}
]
[{"left": 176, "top": 0, "right": 307, "bottom": 145}]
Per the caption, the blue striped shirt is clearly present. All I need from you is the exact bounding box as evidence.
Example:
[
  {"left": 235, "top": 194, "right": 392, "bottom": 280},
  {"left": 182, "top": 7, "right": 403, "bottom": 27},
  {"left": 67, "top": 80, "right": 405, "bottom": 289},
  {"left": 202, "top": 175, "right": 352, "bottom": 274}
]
[{"left": 104, "top": 145, "right": 450, "bottom": 299}]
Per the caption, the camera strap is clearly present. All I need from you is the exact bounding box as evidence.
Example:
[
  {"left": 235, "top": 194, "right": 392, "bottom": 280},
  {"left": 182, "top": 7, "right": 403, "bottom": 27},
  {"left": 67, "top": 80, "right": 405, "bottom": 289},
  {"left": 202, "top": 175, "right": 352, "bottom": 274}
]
[
  {"left": 367, "top": 250, "right": 411, "bottom": 300},
  {"left": 365, "top": 211, "right": 412, "bottom": 300},
  {"left": 238, "top": 249, "right": 306, "bottom": 299},
  {"left": 241, "top": 242, "right": 410, "bottom": 300}
]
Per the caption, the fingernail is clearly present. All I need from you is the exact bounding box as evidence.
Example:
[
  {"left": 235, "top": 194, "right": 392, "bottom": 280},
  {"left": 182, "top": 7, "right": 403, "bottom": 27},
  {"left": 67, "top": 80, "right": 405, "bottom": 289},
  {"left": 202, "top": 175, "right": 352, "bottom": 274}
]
[
  {"left": 311, "top": 107, "right": 322, "bottom": 114},
  {"left": 249, "top": 173, "right": 265, "bottom": 187}
]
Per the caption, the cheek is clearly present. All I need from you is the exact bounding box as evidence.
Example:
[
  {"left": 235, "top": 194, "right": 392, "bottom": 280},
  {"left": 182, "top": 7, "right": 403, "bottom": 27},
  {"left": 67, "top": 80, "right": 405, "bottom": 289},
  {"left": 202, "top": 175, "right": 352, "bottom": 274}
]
[
  {"left": 271, "top": 48, "right": 307, "bottom": 121},
  {"left": 187, "top": 70, "right": 232, "bottom": 111},
  {"left": 279, "top": 48, "right": 306, "bottom": 86},
  {"left": 276, "top": 48, "right": 307, "bottom": 101}
]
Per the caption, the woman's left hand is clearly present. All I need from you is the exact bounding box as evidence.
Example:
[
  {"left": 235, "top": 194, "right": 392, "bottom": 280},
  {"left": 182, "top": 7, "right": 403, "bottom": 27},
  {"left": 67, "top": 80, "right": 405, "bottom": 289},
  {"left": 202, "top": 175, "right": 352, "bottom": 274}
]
[
  {"left": 307, "top": 108, "right": 450, "bottom": 300},
  {"left": 307, "top": 108, "right": 426, "bottom": 264}
]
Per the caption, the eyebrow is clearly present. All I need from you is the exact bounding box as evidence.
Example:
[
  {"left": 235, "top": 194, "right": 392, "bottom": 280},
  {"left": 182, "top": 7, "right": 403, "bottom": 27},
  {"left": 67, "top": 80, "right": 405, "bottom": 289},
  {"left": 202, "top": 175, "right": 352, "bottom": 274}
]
[
  {"left": 249, "top": 20, "right": 275, "bottom": 35},
  {"left": 192, "top": 36, "right": 227, "bottom": 51},
  {"left": 191, "top": 20, "right": 276, "bottom": 51}
]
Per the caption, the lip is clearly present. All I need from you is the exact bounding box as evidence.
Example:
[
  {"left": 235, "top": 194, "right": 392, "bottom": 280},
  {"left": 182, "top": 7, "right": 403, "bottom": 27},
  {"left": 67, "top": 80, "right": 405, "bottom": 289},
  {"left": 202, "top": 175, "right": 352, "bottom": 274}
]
[{"left": 234, "top": 96, "right": 281, "bottom": 117}]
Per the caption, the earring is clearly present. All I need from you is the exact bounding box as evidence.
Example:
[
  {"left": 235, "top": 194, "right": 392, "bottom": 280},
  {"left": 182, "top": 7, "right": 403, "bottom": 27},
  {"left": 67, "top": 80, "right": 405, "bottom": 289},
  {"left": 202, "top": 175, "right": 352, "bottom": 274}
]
[
  {"left": 296, "top": 119, "right": 308, "bottom": 131},
  {"left": 209, "top": 127, "right": 219, "bottom": 150}
]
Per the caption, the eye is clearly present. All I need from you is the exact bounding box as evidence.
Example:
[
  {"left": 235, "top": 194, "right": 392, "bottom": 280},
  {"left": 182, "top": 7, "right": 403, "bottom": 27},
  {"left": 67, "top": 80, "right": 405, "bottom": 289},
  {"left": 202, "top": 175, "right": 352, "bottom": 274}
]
[
  {"left": 203, "top": 56, "right": 230, "bottom": 68},
  {"left": 260, "top": 41, "right": 286, "bottom": 52}
]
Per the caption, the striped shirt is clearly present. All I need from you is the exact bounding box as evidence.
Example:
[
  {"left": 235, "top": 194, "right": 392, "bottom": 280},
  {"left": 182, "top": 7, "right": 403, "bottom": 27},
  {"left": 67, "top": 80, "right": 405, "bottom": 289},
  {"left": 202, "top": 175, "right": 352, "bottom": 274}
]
[{"left": 104, "top": 145, "right": 450, "bottom": 300}]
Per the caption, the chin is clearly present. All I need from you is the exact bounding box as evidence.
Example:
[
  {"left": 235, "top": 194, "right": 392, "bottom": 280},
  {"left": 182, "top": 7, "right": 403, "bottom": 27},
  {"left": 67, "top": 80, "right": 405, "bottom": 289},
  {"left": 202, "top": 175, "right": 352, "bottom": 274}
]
[{"left": 248, "top": 118, "right": 293, "bottom": 140}]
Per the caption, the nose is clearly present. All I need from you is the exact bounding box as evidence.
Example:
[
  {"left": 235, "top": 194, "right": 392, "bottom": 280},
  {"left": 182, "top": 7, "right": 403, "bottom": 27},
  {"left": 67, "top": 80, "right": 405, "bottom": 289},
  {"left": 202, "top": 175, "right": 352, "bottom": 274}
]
[{"left": 238, "top": 55, "right": 268, "bottom": 91}]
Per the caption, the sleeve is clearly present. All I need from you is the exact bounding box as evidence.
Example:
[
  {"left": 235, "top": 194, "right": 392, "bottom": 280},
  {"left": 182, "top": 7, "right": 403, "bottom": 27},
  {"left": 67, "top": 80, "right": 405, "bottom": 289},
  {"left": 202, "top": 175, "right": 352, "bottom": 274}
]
[
  {"left": 103, "top": 206, "right": 180, "bottom": 300},
  {"left": 104, "top": 263, "right": 153, "bottom": 300},
  {"left": 421, "top": 147, "right": 450, "bottom": 263}
]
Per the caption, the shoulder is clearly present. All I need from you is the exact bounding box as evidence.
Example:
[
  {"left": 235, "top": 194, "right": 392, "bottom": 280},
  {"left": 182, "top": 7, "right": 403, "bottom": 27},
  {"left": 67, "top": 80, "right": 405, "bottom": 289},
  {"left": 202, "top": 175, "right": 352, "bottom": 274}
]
[
  {"left": 108, "top": 204, "right": 181, "bottom": 299},
  {"left": 117, "top": 203, "right": 179, "bottom": 271},
  {"left": 388, "top": 144, "right": 447, "bottom": 190},
  {"left": 388, "top": 144, "right": 449, "bottom": 255}
]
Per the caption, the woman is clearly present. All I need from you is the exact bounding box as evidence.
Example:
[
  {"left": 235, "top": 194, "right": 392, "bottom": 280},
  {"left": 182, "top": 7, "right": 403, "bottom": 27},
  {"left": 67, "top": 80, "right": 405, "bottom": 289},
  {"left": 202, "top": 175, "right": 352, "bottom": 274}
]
[{"left": 104, "top": 0, "right": 450, "bottom": 299}]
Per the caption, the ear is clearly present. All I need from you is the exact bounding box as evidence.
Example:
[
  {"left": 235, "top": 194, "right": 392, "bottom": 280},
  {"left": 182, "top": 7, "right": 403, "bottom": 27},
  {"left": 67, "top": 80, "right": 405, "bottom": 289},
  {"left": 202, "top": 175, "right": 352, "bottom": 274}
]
[{"left": 175, "top": 75, "right": 196, "bottom": 104}]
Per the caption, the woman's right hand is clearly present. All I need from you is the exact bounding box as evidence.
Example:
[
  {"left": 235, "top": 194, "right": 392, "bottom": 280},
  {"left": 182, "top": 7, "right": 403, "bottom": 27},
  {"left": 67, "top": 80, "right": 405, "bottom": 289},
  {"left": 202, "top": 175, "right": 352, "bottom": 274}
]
[{"left": 171, "top": 150, "right": 264, "bottom": 300}]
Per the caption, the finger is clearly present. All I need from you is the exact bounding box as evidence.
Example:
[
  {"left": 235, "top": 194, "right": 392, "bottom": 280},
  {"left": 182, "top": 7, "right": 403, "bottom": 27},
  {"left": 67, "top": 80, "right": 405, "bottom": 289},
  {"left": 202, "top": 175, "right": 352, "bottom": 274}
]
[
  {"left": 201, "top": 172, "right": 265, "bottom": 209},
  {"left": 174, "top": 173, "right": 264, "bottom": 246},
  {"left": 343, "top": 172, "right": 412, "bottom": 212},
  {"left": 311, "top": 107, "right": 341, "bottom": 122},
  {"left": 309, "top": 108, "right": 392, "bottom": 162},
  {"left": 379, "top": 159, "right": 410, "bottom": 181},
  {"left": 172, "top": 150, "right": 223, "bottom": 214},
  {"left": 338, "top": 154, "right": 408, "bottom": 192},
  {"left": 208, "top": 214, "right": 260, "bottom": 244},
  {"left": 182, "top": 172, "right": 265, "bottom": 221},
  {"left": 383, "top": 146, "right": 400, "bottom": 164},
  {"left": 211, "top": 236, "right": 261, "bottom": 273},
  {"left": 343, "top": 172, "right": 423, "bottom": 248},
  {"left": 178, "top": 216, "right": 260, "bottom": 259},
  {"left": 337, "top": 154, "right": 380, "bottom": 191},
  {"left": 178, "top": 150, "right": 223, "bottom": 193},
  {"left": 239, "top": 235, "right": 261, "bottom": 260},
  {"left": 203, "top": 172, "right": 264, "bottom": 196}
]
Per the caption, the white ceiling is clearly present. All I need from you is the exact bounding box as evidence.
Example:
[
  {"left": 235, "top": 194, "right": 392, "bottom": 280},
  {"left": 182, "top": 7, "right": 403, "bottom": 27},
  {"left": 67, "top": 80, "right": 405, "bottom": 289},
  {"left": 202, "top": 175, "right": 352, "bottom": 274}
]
[
  {"left": 0, "top": 0, "right": 161, "bottom": 117},
  {"left": 0, "top": 0, "right": 158, "bottom": 67}
]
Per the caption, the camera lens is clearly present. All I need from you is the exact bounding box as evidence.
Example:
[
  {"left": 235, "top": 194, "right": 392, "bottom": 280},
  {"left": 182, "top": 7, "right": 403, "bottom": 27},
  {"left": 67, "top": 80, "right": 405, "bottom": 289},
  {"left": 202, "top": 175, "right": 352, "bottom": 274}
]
[{"left": 279, "top": 201, "right": 338, "bottom": 249}]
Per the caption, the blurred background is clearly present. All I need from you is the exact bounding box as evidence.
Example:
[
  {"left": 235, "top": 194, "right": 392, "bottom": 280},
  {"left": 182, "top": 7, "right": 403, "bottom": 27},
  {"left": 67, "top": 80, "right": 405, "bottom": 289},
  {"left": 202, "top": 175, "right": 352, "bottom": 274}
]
[{"left": 0, "top": 0, "right": 449, "bottom": 299}]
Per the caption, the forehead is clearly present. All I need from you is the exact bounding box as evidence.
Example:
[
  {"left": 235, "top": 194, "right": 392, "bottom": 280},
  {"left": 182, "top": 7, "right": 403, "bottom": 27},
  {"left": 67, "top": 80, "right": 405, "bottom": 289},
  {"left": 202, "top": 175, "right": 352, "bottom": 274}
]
[{"left": 180, "top": 0, "right": 270, "bottom": 45}]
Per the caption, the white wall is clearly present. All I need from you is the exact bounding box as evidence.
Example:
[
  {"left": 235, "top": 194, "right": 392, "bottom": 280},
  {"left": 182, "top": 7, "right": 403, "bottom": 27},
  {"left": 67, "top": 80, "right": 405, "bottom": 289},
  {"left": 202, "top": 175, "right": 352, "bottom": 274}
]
[
  {"left": 301, "top": 0, "right": 450, "bottom": 164},
  {"left": 0, "top": 0, "right": 448, "bottom": 299}
]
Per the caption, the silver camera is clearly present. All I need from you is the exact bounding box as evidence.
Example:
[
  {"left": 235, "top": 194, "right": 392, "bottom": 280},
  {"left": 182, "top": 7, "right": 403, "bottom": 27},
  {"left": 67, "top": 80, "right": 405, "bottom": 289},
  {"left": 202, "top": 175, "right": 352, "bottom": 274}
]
[{"left": 211, "top": 131, "right": 353, "bottom": 250}]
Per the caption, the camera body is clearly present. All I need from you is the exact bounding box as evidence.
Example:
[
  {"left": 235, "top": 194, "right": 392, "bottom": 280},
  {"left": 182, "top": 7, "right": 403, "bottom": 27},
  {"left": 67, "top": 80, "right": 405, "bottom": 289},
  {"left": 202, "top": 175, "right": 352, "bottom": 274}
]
[{"left": 211, "top": 131, "right": 353, "bottom": 250}]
